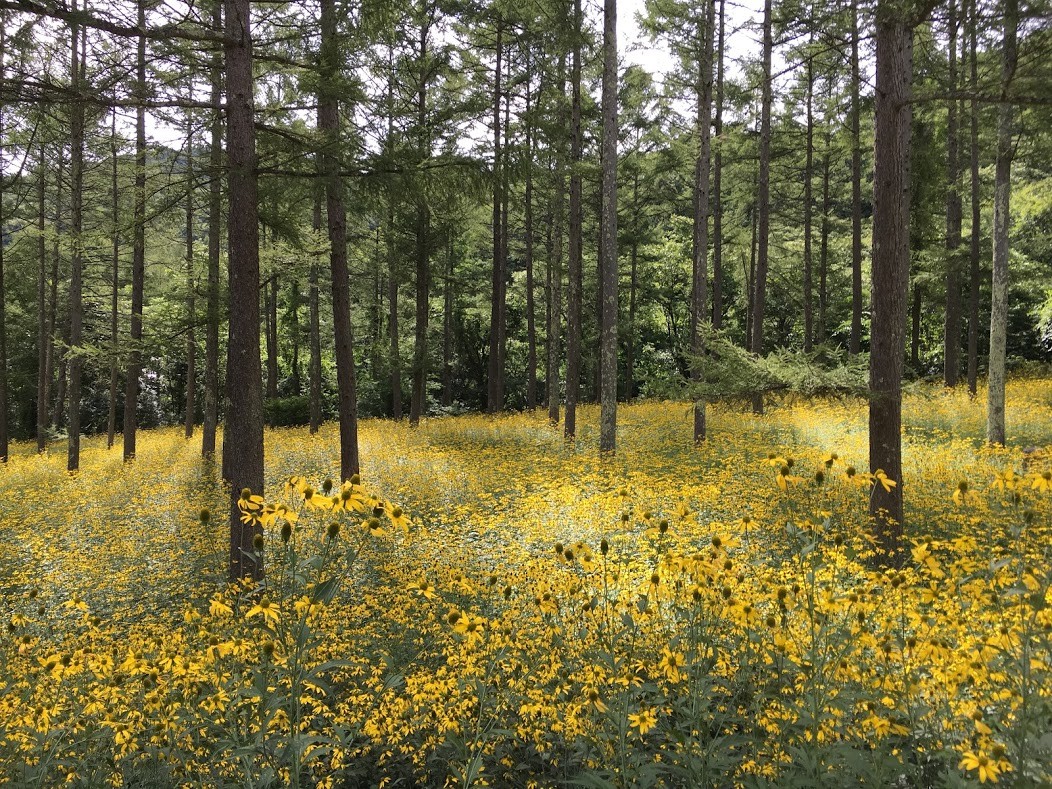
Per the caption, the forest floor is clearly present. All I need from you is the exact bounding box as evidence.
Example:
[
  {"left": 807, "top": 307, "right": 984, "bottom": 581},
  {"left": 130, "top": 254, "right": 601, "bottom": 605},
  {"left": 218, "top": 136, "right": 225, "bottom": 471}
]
[{"left": 1, "top": 379, "right": 1050, "bottom": 786}]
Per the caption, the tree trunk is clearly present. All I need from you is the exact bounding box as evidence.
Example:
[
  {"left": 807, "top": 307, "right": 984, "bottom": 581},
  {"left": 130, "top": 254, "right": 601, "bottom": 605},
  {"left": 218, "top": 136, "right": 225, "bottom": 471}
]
[
  {"left": 565, "top": 5, "right": 583, "bottom": 440},
  {"left": 626, "top": 173, "right": 638, "bottom": 400},
  {"left": 599, "top": 0, "right": 618, "bottom": 453},
  {"left": 486, "top": 22, "right": 504, "bottom": 414},
  {"left": 802, "top": 49, "right": 814, "bottom": 353},
  {"left": 986, "top": 0, "right": 1016, "bottom": 446},
  {"left": 184, "top": 125, "right": 196, "bottom": 439},
  {"left": 309, "top": 196, "right": 323, "bottom": 433},
  {"left": 911, "top": 282, "right": 922, "bottom": 369},
  {"left": 524, "top": 59, "right": 537, "bottom": 410},
  {"left": 850, "top": 1, "right": 864, "bottom": 355},
  {"left": 751, "top": 0, "right": 772, "bottom": 415},
  {"left": 107, "top": 108, "right": 120, "bottom": 449},
  {"left": 410, "top": 199, "right": 429, "bottom": 426},
  {"left": 943, "top": 0, "right": 963, "bottom": 387},
  {"left": 225, "top": 0, "right": 265, "bottom": 581},
  {"left": 0, "top": 23, "right": 6, "bottom": 463},
  {"left": 66, "top": 8, "right": 85, "bottom": 472},
  {"left": 202, "top": 0, "right": 222, "bottom": 459},
  {"left": 36, "top": 145, "right": 48, "bottom": 452},
  {"left": 548, "top": 58, "right": 566, "bottom": 428},
  {"left": 966, "top": 0, "right": 980, "bottom": 396},
  {"left": 320, "top": 0, "right": 361, "bottom": 477},
  {"left": 50, "top": 152, "right": 64, "bottom": 432},
  {"left": 266, "top": 268, "right": 279, "bottom": 402},
  {"left": 123, "top": 2, "right": 147, "bottom": 462},
  {"left": 869, "top": 1, "right": 914, "bottom": 563},
  {"left": 442, "top": 234, "right": 454, "bottom": 407},
  {"left": 711, "top": 0, "right": 725, "bottom": 329},
  {"left": 690, "top": 0, "right": 714, "bottom": 443},
  {"left": 818, "top": 114, "right": 831, "bottom": 344}
]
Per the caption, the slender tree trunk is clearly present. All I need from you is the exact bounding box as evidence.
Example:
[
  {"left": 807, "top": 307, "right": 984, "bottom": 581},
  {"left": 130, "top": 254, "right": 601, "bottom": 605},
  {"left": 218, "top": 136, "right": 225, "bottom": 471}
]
[
  {"left": 565, "top": 6, "right": 583, "bottom": 440},
  {"left": 818, "top": 115, "right": 831, "bottom": 344},
  {"left": 869, "top": 1, "right": 914, "bottom": 562},
  {"left": 691, "top": 0, "right": 714, "bottom": 443},
  {"left": 309, "top": 196, "right": 323, "bottom": 433},
  {"left": 0, "top": 23, "right": 6, "bottom": 463},
  {"left": 410, "top": 17, "right": 431, "bottom": 427},
  {"left": 626, "top": 173, "right": 638, "bottom": 400},
  {"left": 525, "top": 60, "right": 538, "bottom": 410},
  {"left": 123, "top": 3, "right": 147, "bottom": 462},
  {"left": 850, "top": 2, "right": 864, "bottom": 355},
  {"left": 966, "top": 0, "right": 980, "bottom": 396},
  {"left": 50, "top": 152, "right": 64, "bottom": 432},
  {"left": 289, "top": 281, "right": 300, "bottom": 395},
  {"left": 487, "top": 22, "right": 504, "bottom": 414},
  {"left": 803, "top": 50, "right": 814, "bottom": 352},
  {"left": 911, "top": 282, "right": 922, "bottom": 368},
  {"left": 987, "top": 0, "right": 1016, "bottom": 446},
  {"left": 712, "top": 0, "right": 725, "bottom": 329},
  {"left": 599, "top": 0, "right": 618, "bottom": 453},
  {"left": 184, "top": 127, "right": 196, "bottom": 438},
  {"left": 265, "top": 269, "right": 279, "bottom": 402},
  {"left": 320, "top": 0, "right": 361, "bottom": 476},
  {"left": 442, "top": 235, "right": 454, "bottom": 407},
  {"left": 225, "top": 0, "right": 265, "bottom": 581},
  {"left": 202, "top": 0, "right": 222, "bottom": 459},
  {"left": 944, "top": 0, "right": 963, "bottom": 387},
  {"left": 107, "top": 108, "right": 120, "bottom": 449},
  {"left": 548, "top": 60, "right": 566, "bottom": 427},
  {"left": 66, "top": 8, "right": 85, "bottom": 472},
  {"left": 751, "top": 0, "right": 773, "bottom": 415},
  {"left": 36, "top": 146, "right": 48, "bottom": 452}
]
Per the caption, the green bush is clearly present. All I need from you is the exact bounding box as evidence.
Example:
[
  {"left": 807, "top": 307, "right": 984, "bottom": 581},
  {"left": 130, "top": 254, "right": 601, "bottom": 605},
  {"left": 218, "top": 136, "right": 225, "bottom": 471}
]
[{"left": 265, "top": 396, "right": 312, "bottom": 427}]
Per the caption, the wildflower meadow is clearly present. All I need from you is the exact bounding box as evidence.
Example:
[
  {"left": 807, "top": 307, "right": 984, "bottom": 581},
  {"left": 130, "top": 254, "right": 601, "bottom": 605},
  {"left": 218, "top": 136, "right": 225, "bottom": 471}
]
[{"left": 1, "top": 380, "right": 1050, "bottom": 787}]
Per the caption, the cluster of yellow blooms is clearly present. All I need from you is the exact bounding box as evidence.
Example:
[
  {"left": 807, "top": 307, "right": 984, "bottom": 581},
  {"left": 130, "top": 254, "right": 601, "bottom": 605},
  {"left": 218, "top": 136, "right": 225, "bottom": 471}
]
[{"left": 0, "top": 380, "right": 1049, "bottom": 786}]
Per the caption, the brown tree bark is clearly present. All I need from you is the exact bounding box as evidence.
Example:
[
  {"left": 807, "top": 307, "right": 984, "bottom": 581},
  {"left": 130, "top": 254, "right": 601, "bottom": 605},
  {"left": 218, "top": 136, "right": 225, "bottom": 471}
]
[
  {"left": 803, "top": 49, "right": 814, "bottom": 352},
  {"left": 201, "top": 0, "right": 222, "bottom": 459},
  {"left": 524, "top": 58, "right": 538, "bottom": 410},
  {"left": 966, "top": 0, "right": 980, "bottom": 396},
  {"left": 565, "top": 5, "right": 583, "bottom": 440},
  {"left": 868, "top": 0, "right": 915, "bottom": 562},
  {"left": 599, "top": 0, "right": 618, "bottom": 453},
  {"left": 36, "top": 144, "right": 48, "bottom": 452},
  {"left": 184, "top": 126, "right": 196, "bottom": 439},
  {"left": 548, "top": 56, "right": 566, "bottom": 428},
  {"left": 225, "top": 0, "right": 265, "bottom": 581},
  {"left": 123, "top": 1, "right": 147, "bottom": 462},
  {"left": 850, "top": 2, "right": 864, "bottom": 355},
  {"left": 943, "top": 0, "right": 963, "bottom": 387},
  {"left": 107, "top": 108, "right": 120, "bottom": 449},
  {"left": 690, "top": 0, "right": 714, "bottom": 443},
  {"left": 750, "top": 0, "right": 772, "bottom": 415},
  {"left": 319, "top": 0, "right": 361, "bottom": 476},
  {"left": 986, "top": 0, "right": 1016, "bottom": 445},
  {"left": 410, "top": 14, "right": 431, "bottom": 427},
  {"left": 711, "top": 0, "right": 725, "bottom": 329},
  {"left": 486, "top": 22, "right": 505, "bottom": 414},
  {"left": 0, "top": 23, "right": 6, "bottom": 463},
  {"left": 66, "top": 7, "right": 85, "bottom": 472}
]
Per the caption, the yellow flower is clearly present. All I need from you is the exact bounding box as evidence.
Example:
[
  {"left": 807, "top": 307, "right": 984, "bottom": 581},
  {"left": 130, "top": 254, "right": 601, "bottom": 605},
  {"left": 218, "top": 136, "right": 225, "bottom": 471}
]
[
  {"left": 873, "top": 469, "right": 897, "bottom": 493},
  {"left": 992, "top": 467, "right": 1019, "bottom": 492},
  {"left": 1029, "top": 470, "right": 1052, "bottom": 492},
  {"left": 386, "top": 503, "right": 411, "bottom": 533},
  {"left": 407, "top": 577, "right": 437, "bottom": 600},
  {"left": 959, "top": 751, "right": 1001, "bottom": 783},
  {"left": 246, "top": 598, "right": 280, "bottom": 626},
  {"left": 208, "top": 597, "right": 233, "bottom": 617},
  {"left": 628, "top": 707, "right": 658, "bottom": 735},
  {"left": 658, "top": 646, "right": 686, "bottom": 683},
  {"left": 583, "top": 686, "right": 607, "bottom": 713}
]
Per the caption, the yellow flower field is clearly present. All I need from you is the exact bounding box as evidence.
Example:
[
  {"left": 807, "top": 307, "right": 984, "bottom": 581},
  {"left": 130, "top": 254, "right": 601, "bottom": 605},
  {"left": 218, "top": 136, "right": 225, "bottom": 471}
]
[{"left": 0, "top": 380, "right": 1050, "bottom": 787}]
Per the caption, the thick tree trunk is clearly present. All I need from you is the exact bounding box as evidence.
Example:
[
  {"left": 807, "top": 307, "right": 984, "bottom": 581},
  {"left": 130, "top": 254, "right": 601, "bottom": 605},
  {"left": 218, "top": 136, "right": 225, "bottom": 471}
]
[
  {"left": 869, "top": 3, "right": 914, "bottom": 562},
  {"left": 599, "top": 0, "right": 618, "bottom": 453},
  {"left": 66, "top": 10, "right": 85, "bottom": 472},
  {"left": 123, "top": 2, "right": 147, "bottom": 462},
  {"left": 565, "top": 6, "right": 583, "bottom": 440},
  {"left": 202, "top": 0, "right": 222, "bottom": 458},
  {"left": 486, "top": 22, "right": 505, "bottom": 414},
  {"left": 986, "top": 0, "right": 1016, "bottom": 445},
  {"left": 850, "top": 2, "right": 864, "bottom": 355},
  {"left": 225, "top": 0, "right": 265, "bottom": 581},
  {"left": 751, "top": 0, "right": 772, "bottom": 415},
  {"left": 943, "top": 0, "right": 963, "bottom": 387},
  {"left": 320, "top": 0, "right": 361, "bottom": 476}
]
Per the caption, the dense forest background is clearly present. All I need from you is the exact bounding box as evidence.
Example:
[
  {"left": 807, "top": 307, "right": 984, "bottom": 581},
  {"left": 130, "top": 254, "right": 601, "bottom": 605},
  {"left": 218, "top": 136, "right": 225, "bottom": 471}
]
[{"left": 0, "top": 0, "right": 1049, "bottom": 570}]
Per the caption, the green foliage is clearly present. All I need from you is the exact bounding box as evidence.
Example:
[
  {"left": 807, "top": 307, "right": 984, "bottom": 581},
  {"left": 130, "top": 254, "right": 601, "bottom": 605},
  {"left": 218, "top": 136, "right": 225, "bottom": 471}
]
[{"left": 265, "top": 396, "right": 313, "bottom": 427}]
